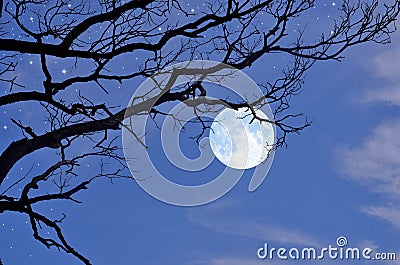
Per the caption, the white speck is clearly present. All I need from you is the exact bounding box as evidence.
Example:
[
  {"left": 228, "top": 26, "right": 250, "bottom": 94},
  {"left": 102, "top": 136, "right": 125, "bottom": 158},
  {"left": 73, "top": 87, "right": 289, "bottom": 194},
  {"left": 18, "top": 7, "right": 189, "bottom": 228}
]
[
  {"left": 68, "top": 4, "right": 72, "bottom": 8},
  {"left": 332, "top": 2, "right": 336, "bottom": 6},
  {"left": 330, "top": 30, "right": 334, "bottom": 35},
  {"left": 158, "top": 27, "right": 162, "bottom": 31},
  {"left": 61, "top": 69, "right": 67, "bottom": 74},
  {"left": 11, "top": 228, "right": 14, "bottom": 231},
  {"left": 29, "top": 60, "right": 33, "bottom": 65},
  {"left": 30, "top": 17, "right": 34, "bottom": 22},
  {"left": 191, "top": 8, "right": 195, "bottom": 12},
  {"left": 3, "top": 125, "right": 7, "bottom": 130}
]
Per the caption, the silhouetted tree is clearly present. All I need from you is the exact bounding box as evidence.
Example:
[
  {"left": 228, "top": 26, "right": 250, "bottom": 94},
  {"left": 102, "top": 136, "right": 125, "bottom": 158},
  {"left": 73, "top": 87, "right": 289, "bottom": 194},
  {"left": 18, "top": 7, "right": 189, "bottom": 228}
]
[{"left": 0, "top": 0, "right": 399, "bottom": 264}]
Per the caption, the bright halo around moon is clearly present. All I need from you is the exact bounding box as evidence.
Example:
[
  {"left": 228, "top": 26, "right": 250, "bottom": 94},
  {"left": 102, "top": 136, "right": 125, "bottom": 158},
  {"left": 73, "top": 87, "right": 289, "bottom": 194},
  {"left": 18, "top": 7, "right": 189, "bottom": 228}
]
[{"left": 209, "top": 107, "right": 275, "bottom": 169}]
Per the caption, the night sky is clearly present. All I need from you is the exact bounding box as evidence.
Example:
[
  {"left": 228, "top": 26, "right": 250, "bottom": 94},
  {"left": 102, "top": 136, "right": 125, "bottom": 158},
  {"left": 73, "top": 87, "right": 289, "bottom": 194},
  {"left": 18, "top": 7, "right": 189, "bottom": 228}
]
[{"left": 1, "top": 1, "right": 400, "bottom": 265}]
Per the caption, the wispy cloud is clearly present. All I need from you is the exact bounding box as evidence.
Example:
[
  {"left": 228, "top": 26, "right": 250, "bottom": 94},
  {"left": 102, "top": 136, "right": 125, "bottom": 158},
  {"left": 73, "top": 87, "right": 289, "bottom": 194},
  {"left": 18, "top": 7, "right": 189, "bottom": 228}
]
[
  {"left": 337, "top": 119, "right": 400, "bottom": 230},
  {"left": 363, "top": 85, "right": 400, "bottom": 106},
  {"left": 362, "top": 36, "right": 400, "bottom": 105},
  {"left": 187, "top": 200, "right": 389, "bottom": 265},
  {"left": 361, "top": 205, "right": 400, "bottom": 230},
  {"left": 338, "top": 120, "right": 400, "bottom": 197},
  {"left": 338, "top": 36, "right": 400, "bottom": 231},
  {"left": 187, "top": 199, "right": 321, "bottom": 247}
]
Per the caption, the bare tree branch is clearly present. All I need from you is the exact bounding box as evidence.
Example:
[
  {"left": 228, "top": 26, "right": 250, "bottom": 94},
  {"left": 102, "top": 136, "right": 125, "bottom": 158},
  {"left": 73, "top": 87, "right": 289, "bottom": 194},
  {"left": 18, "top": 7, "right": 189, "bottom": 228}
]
[{"left": 0, "top": 0, "right": 399, "bottom": 264}]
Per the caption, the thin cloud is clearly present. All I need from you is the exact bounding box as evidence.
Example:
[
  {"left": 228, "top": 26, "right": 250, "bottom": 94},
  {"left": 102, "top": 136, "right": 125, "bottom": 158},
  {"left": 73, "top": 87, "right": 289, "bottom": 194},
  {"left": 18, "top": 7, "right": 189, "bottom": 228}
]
[
  {"left": 362, "top": 34, "right": 400, "bottom": 105},
  {"left": 337, "top": 120, "right": 400, "bottom": 230},
  {"left": 361, "top": 205, "right": 400, "bottom": 230},
  {"left": 186, "top": 200, "right": 321, "bottom": 247},
  {"left": 338, "top": 120, "right": 400, "bottom": 197},
  {"left": 364, "top": 84, "right": 400, "bottom": 106},
  {"left": 188, "top": 201, "right": 385, "bottom": 265},
  {"left": 338, "top": 36, "right": 400, "bottom": 231}
]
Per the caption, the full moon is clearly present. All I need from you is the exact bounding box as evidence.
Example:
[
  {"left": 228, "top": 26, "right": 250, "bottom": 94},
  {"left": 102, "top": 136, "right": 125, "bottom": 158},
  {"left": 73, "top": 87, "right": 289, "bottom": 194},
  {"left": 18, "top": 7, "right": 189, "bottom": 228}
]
[{"left": 209, "top": 107, "right": 275, "bottom": 169}]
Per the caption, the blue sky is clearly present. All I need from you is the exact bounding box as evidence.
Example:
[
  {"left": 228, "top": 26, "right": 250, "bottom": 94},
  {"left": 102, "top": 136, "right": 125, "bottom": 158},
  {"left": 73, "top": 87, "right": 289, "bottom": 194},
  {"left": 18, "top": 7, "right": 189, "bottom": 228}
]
[{"left": 1, "top": 1, "right": 400, "bottom": 265}]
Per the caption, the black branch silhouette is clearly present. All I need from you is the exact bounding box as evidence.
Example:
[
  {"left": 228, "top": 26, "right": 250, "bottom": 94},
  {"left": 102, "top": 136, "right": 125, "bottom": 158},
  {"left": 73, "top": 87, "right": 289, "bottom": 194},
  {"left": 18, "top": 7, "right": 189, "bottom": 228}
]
[{"left": 0, "top": 0, "right": 399, "bottom": 264}]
